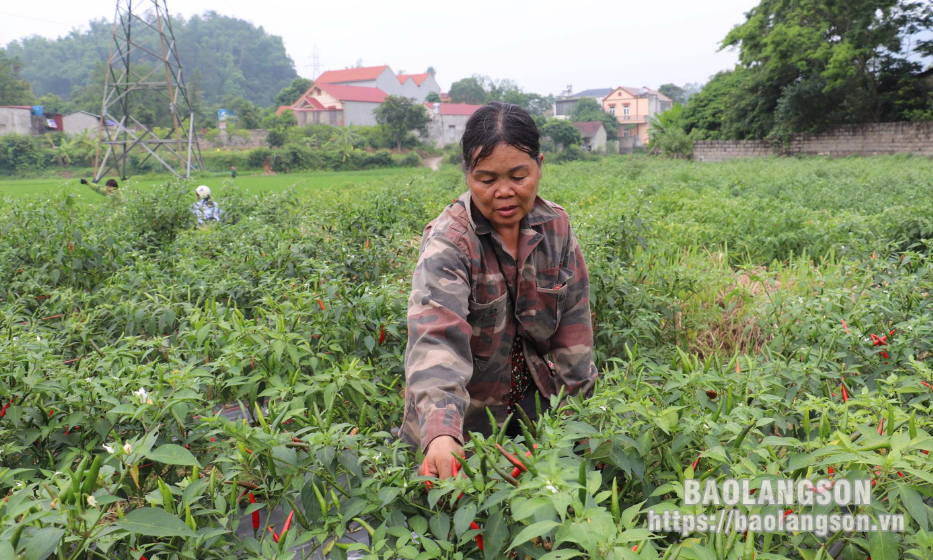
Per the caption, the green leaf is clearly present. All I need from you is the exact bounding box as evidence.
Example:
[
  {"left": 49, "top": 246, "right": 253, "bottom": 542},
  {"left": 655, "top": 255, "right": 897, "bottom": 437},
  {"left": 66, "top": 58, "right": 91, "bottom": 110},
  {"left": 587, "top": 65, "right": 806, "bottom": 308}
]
[
  {"left": 146, "top": 444, "right": 200, "bottom": 467},
  {"left": 454, "top": 502, "right": 477, "bottom": 537},
  {"left": 24, "top": 528, "right": 65, "bottom": 560},
  {"left": 429, "top": 512, "right": 450, "bottom": 540},
  {"left": 508, "top": 520, "right": 560, "bottom": 550},
  {"left": 483, "top": 511, "right": 509, "bottom": 560},
  {"left": 538, "top": 551, "right": 583, "bottom": 560},
  {"left": 115, "top": 507, "right": 196, "bottom": 537},
  {"left": 868, "top": 528, "right": 898, "bottom": 560},
  {"left": 897, "top": 484, "right": 929, "bottom": 531}
]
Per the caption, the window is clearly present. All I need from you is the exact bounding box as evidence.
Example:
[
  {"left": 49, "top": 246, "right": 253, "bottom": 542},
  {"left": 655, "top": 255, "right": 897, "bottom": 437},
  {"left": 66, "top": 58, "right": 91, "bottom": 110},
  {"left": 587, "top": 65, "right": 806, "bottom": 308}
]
[
  {"left": 608, "top": 105, "right": 615, "bottom": 116},
  {"left": 623, "top": 105, "right": 630, "bottom": 117}
]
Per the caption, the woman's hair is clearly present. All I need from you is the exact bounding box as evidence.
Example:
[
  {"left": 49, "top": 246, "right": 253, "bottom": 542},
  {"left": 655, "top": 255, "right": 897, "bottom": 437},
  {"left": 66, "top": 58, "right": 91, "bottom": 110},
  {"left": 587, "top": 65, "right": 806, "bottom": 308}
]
[
  {"left": 105, "top": 179, "right": 119, "bottom": 189},
  {"left": 460, "top": 101, "right": 540, "bottom": 172}
]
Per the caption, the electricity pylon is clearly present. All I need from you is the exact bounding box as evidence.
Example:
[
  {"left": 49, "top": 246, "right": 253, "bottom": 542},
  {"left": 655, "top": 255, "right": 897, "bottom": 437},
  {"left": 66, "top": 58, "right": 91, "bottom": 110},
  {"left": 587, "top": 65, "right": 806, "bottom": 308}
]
[{"left": 94, "top": 0, "right": 202, "bottom": 182}]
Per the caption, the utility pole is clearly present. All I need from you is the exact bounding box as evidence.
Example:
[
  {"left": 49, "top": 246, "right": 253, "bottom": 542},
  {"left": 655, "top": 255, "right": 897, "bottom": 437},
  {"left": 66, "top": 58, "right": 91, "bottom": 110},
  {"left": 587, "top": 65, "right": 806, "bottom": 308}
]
[{"left": 94, "top": 0, "right": 202, "bottom": 182}]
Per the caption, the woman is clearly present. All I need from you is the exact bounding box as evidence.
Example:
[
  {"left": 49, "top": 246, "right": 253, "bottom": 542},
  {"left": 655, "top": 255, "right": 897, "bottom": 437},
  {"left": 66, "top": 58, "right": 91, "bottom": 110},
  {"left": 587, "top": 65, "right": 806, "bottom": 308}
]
[{"left": 401, "top": 102, "right": 598, "bottom": 479}]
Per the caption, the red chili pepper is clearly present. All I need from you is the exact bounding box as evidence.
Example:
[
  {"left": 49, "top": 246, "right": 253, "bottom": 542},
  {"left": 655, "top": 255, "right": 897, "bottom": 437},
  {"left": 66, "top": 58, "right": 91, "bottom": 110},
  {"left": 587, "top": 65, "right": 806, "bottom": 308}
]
[
  {"left": 841, "top": 319, "right": 850, "bottom": 333},
  {"left": 632, "top": 545, "right": 639, "bottom": 552},
  {"left": 268, "top": 526, "right": 279, "bottom": 543},
  {"left": 897, "top": 471, "right": 905, "bottom": 478},
  {"left": 840, "top": 381, "right": 849, "bottom": 403},
  {"left": 828, "top": 467, "right": 834, "bottom": 479},
  {"left": 784, "top": 509, "right": 795, "bottom": 518},
  {"left": 379, "top": 326, "right": 386, "bottom": 345},
  {"left": 877, "top": 418, "right": 884, "bottom": 435},
  {"left": 210, "top": 437, "right": 215, "bottom": 442},
  {"left": 244, "top": 448, "right": 253, "bottom": 455},
  {"left": 495, "top": 444, "right": 527, "bottom": 474},
  {"left": 0, "top": 403, "right": 9, "bottom": 417},
  {"left": 318, "top": 299, "right": 325, "bottom": 311},
  {"left": 249, "top": 492, "right": 260, "bottom": 530},
  {"left": 691, "top": 453, "right": 701, "bottom": 472},
  {"left": 282, "top": 510, "right": 294, "bottom": 535},
  {"left": 421, "top": 457, "right": 433, "bottom": 490},
  {"left": 49, "top": 409, "right": 54, "bottom": 417},
  {"left": 470, "top": 521, "right": 484, "bottom": 550}
]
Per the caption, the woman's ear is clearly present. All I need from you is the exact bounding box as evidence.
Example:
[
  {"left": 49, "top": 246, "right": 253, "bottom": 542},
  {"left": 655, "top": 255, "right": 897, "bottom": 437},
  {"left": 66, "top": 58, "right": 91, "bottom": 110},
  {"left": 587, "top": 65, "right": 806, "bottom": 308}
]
[{"left": 539, "top": 153, "right": 545, "bottom": 165}]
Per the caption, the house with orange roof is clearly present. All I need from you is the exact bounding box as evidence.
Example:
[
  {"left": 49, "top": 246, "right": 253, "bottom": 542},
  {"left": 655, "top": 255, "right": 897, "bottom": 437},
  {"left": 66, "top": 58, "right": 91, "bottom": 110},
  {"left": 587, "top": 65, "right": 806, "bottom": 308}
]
[
  {"left": 422, "top": 102, "right": 483, "bottom": 147},
  {"left": 601, "top": 86, "right": 673, "bottom": 146},
  {"left": 277, "top": 65, "right": 441, "bottom": 127}
]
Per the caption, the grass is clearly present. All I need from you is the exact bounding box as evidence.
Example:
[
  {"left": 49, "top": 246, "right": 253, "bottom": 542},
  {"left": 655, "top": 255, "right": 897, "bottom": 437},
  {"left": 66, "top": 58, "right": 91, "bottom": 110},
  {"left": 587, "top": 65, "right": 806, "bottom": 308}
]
[{"left": 0, "top": 167, "right": 425, "bottom": 203}]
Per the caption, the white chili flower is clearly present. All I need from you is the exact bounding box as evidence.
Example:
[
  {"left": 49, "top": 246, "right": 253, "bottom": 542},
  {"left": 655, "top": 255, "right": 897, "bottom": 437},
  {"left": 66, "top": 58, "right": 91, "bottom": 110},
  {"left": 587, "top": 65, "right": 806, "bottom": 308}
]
[
  {"left": 133, "top": 387, "right": 151, "bottom": 404},
  {"left": 103, "top": 443, "right": 115, "bottom": 454},
  {"left": 545, "top": 483, "right": 559, "bottom": 494},
  {"left": 123, "top": 442, "right": 133, "bottom": 455},
  {"left": 87, "top": 495, "right": 98, "bottom": 507}
]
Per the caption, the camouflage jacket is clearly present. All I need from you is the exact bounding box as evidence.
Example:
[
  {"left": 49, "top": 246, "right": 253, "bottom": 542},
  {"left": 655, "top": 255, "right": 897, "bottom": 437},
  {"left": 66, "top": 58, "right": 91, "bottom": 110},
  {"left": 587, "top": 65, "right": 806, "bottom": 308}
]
[{"left": 401, "top": 191, "right": 598, "bottom": 452}]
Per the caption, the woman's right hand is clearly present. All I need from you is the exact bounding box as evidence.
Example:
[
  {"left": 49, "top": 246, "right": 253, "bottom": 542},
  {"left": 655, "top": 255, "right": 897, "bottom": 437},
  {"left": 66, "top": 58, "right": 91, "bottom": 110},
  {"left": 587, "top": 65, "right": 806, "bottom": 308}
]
[{"left": 420, "top": 435, "right": 463, "bottom": 480}]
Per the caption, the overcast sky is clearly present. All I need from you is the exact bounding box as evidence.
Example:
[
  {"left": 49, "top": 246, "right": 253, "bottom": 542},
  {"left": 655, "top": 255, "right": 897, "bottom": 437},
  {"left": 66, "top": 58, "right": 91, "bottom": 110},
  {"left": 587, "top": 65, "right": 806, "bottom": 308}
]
[{"left": 0, "top": 0, "right": 758, "bottom": 96}]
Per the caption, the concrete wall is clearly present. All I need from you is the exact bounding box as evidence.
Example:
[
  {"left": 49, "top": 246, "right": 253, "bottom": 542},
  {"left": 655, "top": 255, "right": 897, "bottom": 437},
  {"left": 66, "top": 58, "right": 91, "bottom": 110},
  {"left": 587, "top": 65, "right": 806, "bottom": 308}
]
[
  {"left": 343, "top": 101, "right": 381, "bottom": 126},
  {"left": 0, "top": 107, "right": 34, "bottom": 136},
  {"left": 694, "top": 122, "right": 933, "bottom": 162},
  {"left": 618, "top": 136, "right": 637, "bottom": 155},
  {"left": 63, "top": 112, "right": 100, "bottom": 135},
  {"left": 426, "top": 113, "right": 472, "bottom": 147},
  {"left": 199, "top": 129, "right": 270, "bottom": 149}
]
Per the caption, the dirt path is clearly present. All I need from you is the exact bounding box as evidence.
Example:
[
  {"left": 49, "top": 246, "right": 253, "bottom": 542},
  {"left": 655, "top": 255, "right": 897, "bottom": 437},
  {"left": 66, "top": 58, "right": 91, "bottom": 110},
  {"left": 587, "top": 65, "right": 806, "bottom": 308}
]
[{"left": 423, "top": 156, "right": 442, "bottom": 171}]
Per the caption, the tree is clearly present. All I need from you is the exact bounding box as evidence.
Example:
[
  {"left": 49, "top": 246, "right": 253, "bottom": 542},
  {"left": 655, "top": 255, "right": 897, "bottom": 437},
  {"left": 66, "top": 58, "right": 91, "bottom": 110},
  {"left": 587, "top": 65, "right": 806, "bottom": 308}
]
[
  {"left": 4, "top": 12, "right": 299, "bottom": 107},
  {"left": 648, "top": 105, "right": 702, "bottom": 158},
  {"left": 570, "top": 97, "right": 619, "bottom": 140},
  {"left": 426, "top": 66, "right": 437, "bottom": 76},
  {"left": 373, "top": 95, "right": 430, "bottom": 151},
  {"left": 449, "top": 77, "right": 486, "bottom": 104},
  {"left": 425, "top": 91, "right": 442, "bottom": 103},
  {"left": 0, "top": 51, "right": 35, "bottom": 105},
  {"left": 713, "top": 0, "right": 933, "bottom": 139},
  {"left": 542, "top": 119, "right": 582, "bottom": 150},
  {"left": 658, "top": 84, "right": 687, "bottom": 105},
  {"left": 274, "top": 77, "right": 313, "bottom": 107},
  {"left": 223, "top": 96, "right": 261, "bottom": 129}
]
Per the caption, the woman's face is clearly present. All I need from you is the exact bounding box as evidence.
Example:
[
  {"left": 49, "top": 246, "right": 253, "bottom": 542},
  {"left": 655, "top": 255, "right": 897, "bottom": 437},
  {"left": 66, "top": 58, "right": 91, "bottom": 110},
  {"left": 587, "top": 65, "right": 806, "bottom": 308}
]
[{"left": 466, "top": 143, "right": 543, "bottom": 233}]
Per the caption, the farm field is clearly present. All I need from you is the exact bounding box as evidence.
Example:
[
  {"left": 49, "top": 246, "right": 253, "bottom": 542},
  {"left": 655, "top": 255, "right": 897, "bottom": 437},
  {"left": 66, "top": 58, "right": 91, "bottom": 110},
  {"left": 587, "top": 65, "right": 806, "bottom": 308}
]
[
  {"left": 0, "top": 167, "right": 419, "bottom": 202},
  {"left": 2, "top": 155, "right": 933, "bottom": 560}
]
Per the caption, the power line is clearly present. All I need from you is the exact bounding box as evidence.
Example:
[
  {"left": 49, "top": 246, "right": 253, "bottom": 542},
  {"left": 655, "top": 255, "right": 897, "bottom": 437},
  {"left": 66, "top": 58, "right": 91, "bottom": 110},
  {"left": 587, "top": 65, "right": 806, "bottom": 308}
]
[{"left": 0, "top": 10, "right": 75, "bottom": 28}]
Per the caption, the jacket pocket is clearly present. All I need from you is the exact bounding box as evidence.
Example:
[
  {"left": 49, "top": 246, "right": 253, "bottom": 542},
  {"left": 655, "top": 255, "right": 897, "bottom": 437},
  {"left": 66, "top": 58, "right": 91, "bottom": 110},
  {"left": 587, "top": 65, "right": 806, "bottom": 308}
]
[
  {"left": 467, "top": 293, "right": 507, "bottom": 367},
  {"left": 524, "top": 266, "right": 573, "bottom": 343}
]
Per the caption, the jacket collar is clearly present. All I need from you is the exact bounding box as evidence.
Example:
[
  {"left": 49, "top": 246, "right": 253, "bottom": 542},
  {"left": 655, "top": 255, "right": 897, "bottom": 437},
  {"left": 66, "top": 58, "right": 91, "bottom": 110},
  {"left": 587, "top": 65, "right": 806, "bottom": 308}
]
[{"left": 460, "top": 190, "right": 560, "bottom": 235}]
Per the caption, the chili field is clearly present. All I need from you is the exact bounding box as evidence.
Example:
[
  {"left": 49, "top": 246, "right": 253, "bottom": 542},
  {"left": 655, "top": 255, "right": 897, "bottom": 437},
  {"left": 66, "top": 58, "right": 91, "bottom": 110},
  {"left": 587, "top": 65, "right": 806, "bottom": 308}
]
[{"left": 2, "top": 155, "right": 933, "bottom": 560}]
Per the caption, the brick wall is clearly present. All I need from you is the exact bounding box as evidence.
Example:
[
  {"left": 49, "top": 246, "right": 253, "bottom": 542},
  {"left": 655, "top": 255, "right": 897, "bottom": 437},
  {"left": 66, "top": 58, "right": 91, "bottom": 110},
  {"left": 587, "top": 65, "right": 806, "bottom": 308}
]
[
  {"left": 694, "top": 122, "right": 933, "bottom": 162},
  {"left": 198, "top": 129, "right": 269, "bottom": 150}
]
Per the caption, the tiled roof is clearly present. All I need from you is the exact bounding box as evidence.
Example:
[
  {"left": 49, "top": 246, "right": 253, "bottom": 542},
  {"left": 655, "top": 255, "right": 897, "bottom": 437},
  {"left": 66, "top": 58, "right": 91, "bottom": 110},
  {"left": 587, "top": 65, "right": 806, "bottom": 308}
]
[
  {"left": 317, "top": 83, "right": 387, "bottom": 103},
  {"left": 398, "top": 72, "right": 432, "bottom": 85},
  {"left": 574, "top": 88, "right": 613, "bottom": 99},
  {"left": 572, "top": 121, "right": 605, "bottom": 138},
  {"left": 424, "top": 103, "right": 483, "bottom": 116},
  {"left": 613, "top": 86, "right": 673, "bottom": 102},
  {"left": 316, "top": 65, "right": 389, "bottom": 84}
]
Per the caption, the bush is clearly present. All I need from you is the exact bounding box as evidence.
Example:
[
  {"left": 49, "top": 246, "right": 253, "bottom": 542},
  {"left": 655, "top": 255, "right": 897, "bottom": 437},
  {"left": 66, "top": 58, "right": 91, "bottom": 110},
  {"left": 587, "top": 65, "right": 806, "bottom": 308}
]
[
  {"left": 0, "top": 134, "right": 52, "bottom": 174},
  {"left": 266, "top": 128, "right": 287, "bottom": 148},
  {"left": 395, "top": 151, "right": 422, "bottom": 167},
  {"left": 247, "top": 147, "right": 273, "bottom": 169}
]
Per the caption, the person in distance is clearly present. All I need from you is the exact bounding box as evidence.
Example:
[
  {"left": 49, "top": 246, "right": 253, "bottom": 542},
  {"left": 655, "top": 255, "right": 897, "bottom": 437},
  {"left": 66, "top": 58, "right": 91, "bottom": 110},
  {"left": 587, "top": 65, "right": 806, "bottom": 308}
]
[
  {"left": 191, "top": 185, "right": 223, "bottom": 227},
  {"left": 80, "top": 178, "right": 119, "bottom": 196},
  {"left": 400, "top": 101, "right": 598, "bottom": 479}
]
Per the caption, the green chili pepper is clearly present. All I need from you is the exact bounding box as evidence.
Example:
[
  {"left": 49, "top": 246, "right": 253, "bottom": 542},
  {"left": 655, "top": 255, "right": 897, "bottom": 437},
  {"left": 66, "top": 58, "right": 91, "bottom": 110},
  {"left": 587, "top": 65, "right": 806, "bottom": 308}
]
[
  {"left": 10, "top": 522, "right": 25, "bottom": 549},
  {"left": 330, "top": 489, "right": 341, "bottom": 512},
  {"left": 490, "top": 461, "right": 520, "bottom": 487},
  {"left": 744, "top": 531, "right": 755, "bottom": 559},
  {"left": 887, "top": 405, "right": 895, "bottom": 437},
  {"left": 285, "top": 496, "right": 309, "bottom": 529},
  {"left": 312, "top": 481, "right": 329, "bottom": 517},
  {"left": 454, "top": 453, "right": 476, "bottom": 478},
  {"left": 486, "top": 408, "right": 499, "bottom": 440},
  {"left": 909, "top": 411, "right": 917, "bottom": 439},
  {"left": 802, "top": 409, "right": 811, "bottom": 439},
  {"left": 185, "top": 503, "right": 196, "bottom": 531},
  {"left": 611, "top": 478, "right": 620, "bottom": 525},
  {"left": 497, "top": 413, "right": 514, "bottom": 446},
  {"left": 81, "top": 455, "right": 102, "bottom": 496},
  {"left": 734, "top": 422, "right": 755, "bottom": 450},
  {"left": 159, "top": 478, "right": 174, "bottom": 514},
  {"left": 819, "top": 414, "right": 831, "bottom": 440},
  {"left": 515, "top": 404, "right": 538, "bottom": 441}
]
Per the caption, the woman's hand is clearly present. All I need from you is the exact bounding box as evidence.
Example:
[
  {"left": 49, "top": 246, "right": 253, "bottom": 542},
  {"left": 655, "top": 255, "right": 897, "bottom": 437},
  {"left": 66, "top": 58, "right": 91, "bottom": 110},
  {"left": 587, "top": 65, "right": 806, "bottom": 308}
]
[{"left": 420, "top": 435, "right": 464, "bottom": 480}]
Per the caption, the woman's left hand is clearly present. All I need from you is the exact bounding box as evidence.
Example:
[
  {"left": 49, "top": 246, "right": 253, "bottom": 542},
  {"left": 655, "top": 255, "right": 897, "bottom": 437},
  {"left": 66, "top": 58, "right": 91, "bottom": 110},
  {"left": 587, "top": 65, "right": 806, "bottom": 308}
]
[{"left": 420, "top": 435, "right": 464, "bottom": 480}]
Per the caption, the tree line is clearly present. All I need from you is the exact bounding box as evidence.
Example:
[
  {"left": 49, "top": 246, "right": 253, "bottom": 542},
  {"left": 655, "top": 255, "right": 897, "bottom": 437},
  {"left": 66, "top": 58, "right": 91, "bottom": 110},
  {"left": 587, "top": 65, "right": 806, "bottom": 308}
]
[{"left": 654, "top": 0, "right": 933, "bottom": 154}]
